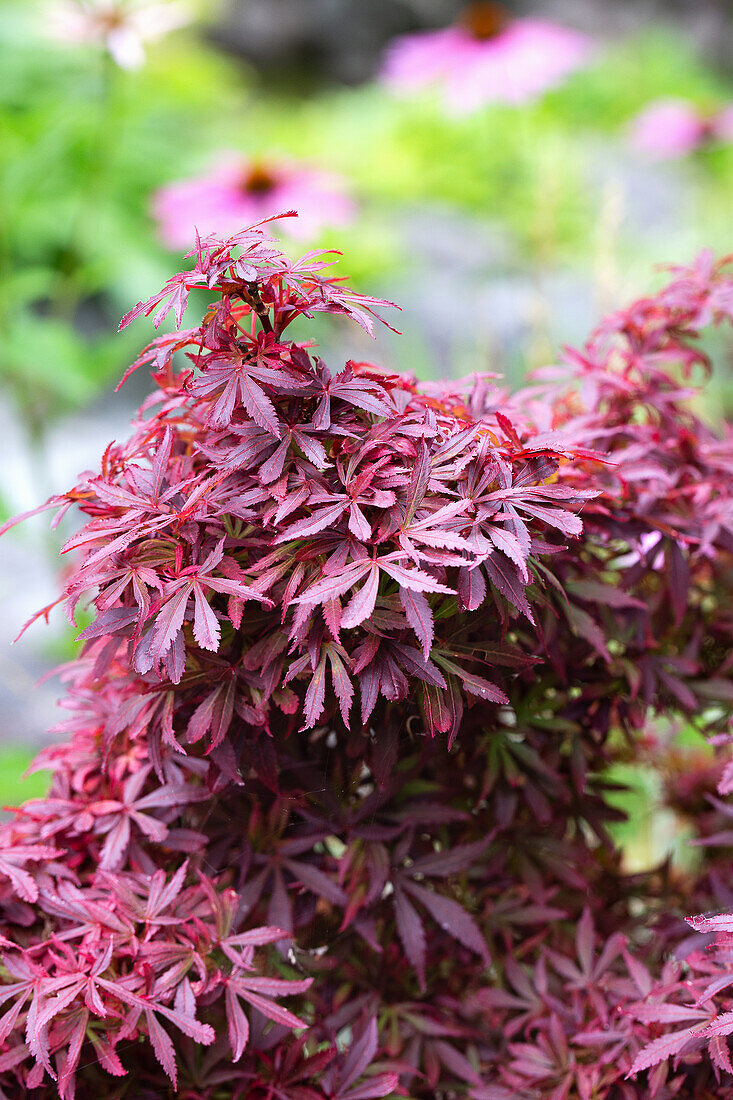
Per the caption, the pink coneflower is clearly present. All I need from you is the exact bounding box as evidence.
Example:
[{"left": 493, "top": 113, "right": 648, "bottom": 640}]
[
  {"left": 629, "top": 100, "right": 709, "bottom": 160},
  {"left": 45, "top": 0, "right": 191, "bottom": 70},
  {"left": 381, "top": 1, "right": 591, "bottom": 115},
  {"left": 630, "top": 98, "right": 733, "bottom": 159},
  {"left": 152, "top": 158, "right": 356, "bottom": 250}
]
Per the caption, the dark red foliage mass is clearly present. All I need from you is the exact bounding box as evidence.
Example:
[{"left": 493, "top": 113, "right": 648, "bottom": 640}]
[{"left": 1, "top": 218, "right": 733, "bottom": 1098}]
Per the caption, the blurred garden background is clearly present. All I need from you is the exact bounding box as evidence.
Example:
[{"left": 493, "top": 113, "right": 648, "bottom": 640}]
[{"left": 0, "top": 0, "right": 732, "bottom": 858}]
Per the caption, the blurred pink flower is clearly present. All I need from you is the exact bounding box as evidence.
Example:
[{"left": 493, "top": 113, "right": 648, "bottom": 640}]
[
  {"left": 45, "top": 0, "right": 191, "bottom": 70},
  {"left": 152, "top": 159, "right": 356, "bottom": 250},
  {"left": 629, "top": 100, "right": 708, "bottom": 159},
  {"left": 630, "top": 98, "right": 733, "bottom": 159},
  {"left": 380, "top": 2, "right": 591, "bottom": 115}
]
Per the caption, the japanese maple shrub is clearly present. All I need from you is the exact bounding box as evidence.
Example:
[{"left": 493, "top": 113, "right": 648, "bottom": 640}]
[{"left": 1, "top": 216, "right": 733, "bottom": 1098}]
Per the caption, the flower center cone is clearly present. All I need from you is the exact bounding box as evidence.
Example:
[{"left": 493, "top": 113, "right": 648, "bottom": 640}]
[
  {"left": 241, "top": 164, "right": 278, "bottom": 197},
  {"left": 97, "top": 8, "right": 127, "bottom": 34},
  {"left": 459, "top": 1, "right": 510, "bottom": 40}
]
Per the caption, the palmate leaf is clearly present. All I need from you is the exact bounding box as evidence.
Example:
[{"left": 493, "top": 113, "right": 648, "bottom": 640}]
[
  {"left": 628, "top": 1003, "right": 709, "bottom": 1025},
  {"left": 379, "top": 559, "right": 455, "bottom": 595},
  {"left": 304, "top": 654, "right": 327, "bottom": 728},
  {"left": 319, "top": 1018, "right": 400, "bottom": 1099},
  {"left": 193, "top": 584, "right": 221, "bottom": 651},
  {"left": 565, "top": 603, "right": 610, "bottom": 661},
  {"left": 399, "top": 588, "right": 434, "bottom": 659},
  {"left": 433, "top": 654, "right": 508, "bottom": 705},
  {"left": 457, "top": 565, "right": 487, "bottom": 611},
  {"left": 487, "top": 525, "right": 529, "bottom": 580},
  {"left": 223, "top": 972, "right": 311, "bottom": 1061},
  {"left": 95, "top": 978, "right": 216, "bottom": 1085},
  {"left": 119, "top": 270, "right": 208, "bottom": 332},
  {"left": 0, "top": 844, "right": 61, "bottom": 904},
  {"left": 275, "top": 502, "right": 348, "bottom": 543},
  {"left": 292, "top": 560, "right": 372, "bottom": 604},
  {"left": 403, "top": 880, "right": 489, "bottom": 965},
  {"left": 342, "top": 567, "right": 380, "bottom": 630},
  {"left": 483, "top": 554, "right": 535, "bottom": 623},
  {"left": 628, "top": 1025, "right": 702, "bottom": 1076},
  {"left": 409, "top": 837, "right": 491, "bottom": 878},
  {"left": 187, "top": 680, "right": 236, "bottom": 749},
  {"left": 389, "top": 834, "right": 491, "bottom": 988},
  {"left": 710, "top": 1033, "right": 733, "bottom": 1075},
  {"left": 236, "top": 372, "right": 282, "bottom": 438},
  {"left": 301, "top": 644, "right": 354, "bottom": 727},
  {"left": 393, "top": 884, "right": 428, "bottom": 989}
]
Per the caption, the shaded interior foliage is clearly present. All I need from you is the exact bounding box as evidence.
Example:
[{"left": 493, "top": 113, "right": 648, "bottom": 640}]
[{"left": 1, "top": 217, "right": 733, "bottom": 1098}]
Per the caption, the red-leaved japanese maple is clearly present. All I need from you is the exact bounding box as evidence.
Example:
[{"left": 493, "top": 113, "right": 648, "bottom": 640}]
[{"left": 1, "top": 215, "right": 732, "bottom": 1098}]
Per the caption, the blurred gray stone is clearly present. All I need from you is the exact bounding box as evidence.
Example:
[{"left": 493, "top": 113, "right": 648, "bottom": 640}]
[{"left": 0, "top": 394, "right": 137, "bottom": 748}]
